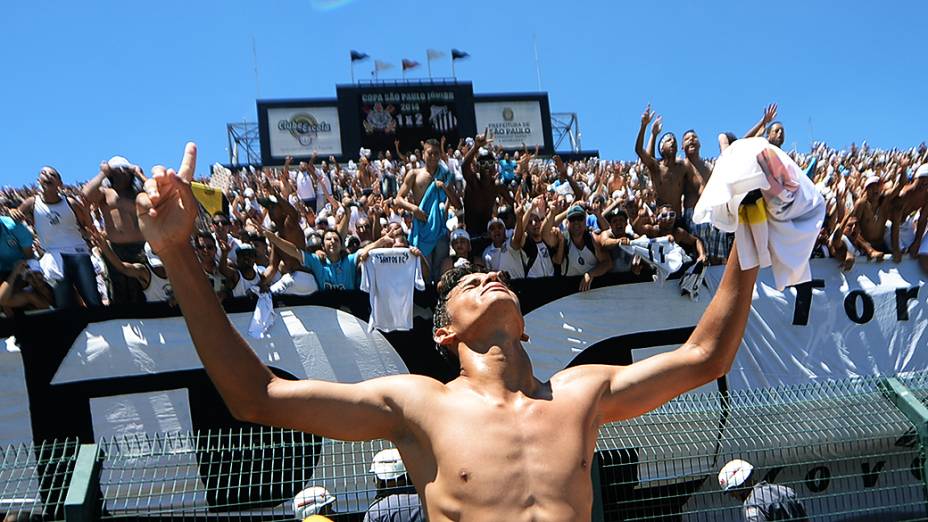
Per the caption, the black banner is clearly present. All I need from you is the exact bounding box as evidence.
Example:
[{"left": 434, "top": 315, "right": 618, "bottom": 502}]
[{"left": 337, "top": 81, "right": 477, "bottom": 156}]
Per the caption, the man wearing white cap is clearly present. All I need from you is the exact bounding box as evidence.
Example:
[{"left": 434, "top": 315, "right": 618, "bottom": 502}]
[
  {"left": 890, "top": 163, "right": 928, "bottom": 267},
  {"left": 364, "top": 449, "right": 423, "bottom": 522},
  {"left": 718, "top": 459, "right": 808, "bottom": 521},
  {"left": 292, "top": 485, "right": 336, "bottom": 519},
  {"left": 82, "top": 155, "right": 147, "bottom": 303},
  {"left": 439, "top": 228, "right": 474, "bottom": 277},
  {"left": 839, "top": 170, "right": 898, "bottom": 262},
  {"left": 138, "top": 142, "right": 763, "bottom": 522}
]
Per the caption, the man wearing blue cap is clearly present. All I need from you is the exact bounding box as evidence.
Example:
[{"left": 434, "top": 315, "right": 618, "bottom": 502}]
[{"left": 554, "top": 204, "right": 610, "bottom": 291}]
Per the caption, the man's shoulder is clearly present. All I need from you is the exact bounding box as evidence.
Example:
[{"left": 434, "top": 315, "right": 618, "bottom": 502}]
[{"left": 550, "top": 364, "right": 615, "bottom": 393}]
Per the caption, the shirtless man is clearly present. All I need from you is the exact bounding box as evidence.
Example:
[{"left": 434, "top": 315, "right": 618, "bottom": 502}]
[
  {"left": 83, "top": 157, "right": 147, "bottom": 303},
  {"left": 636, "top": 203, "right": 708, "bottom": 266},
  {"left": 460, "top": 132, "right": 504, "bottom": 237},
  {"left": 682, "top": 130, "right": 709, "bottom": 225},
  {"left": 842, "top": 173, "right": 901, "bottom": 261},
  {"left": 138, "top": 142, "right": 760, "bottom": 522},
  {"left": 396, "top": 139, "right": 462, "bottom": 280},
  {"left": 891, "top": 164, "right": 928, "bottom": 261},
  {"left": 635, "top": 105, "right": 687, "bottom": 216}
]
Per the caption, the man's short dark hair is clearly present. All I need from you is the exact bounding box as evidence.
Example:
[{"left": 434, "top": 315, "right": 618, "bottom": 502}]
[
  {"left": 608, "top": 208, "right": 628, "bottom": 221},
  {"left": 658, "top": 132, "right": 676, "bottom": 159},
  {"left": 424, "top": 138, "right": 440, "bottom": 149},
  {"left": 433, "top": 264, "right": 489, "bottom": 369}
]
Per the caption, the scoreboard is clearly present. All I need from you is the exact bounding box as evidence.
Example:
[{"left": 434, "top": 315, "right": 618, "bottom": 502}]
[
  {"left": 256, "top": 81, "right": 552, "bottom": 165},
  {"left": 336, "top": 82, "right": 476, "bottom": 157}
]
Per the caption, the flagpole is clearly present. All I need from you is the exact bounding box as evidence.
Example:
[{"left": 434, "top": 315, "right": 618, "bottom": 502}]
[
  {"left": 451, "top": 58, "right": 456, "bottom": 79},
  {"left": 350, "top": 60, "right": 354, "bottom": 83},
  {"left": 427, "top": 54, "right": 432, "bottom": 78}
]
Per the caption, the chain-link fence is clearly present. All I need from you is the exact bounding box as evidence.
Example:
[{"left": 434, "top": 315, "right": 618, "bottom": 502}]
[{"left": 4, "top": 374, "right": 928, "bottom": 521}]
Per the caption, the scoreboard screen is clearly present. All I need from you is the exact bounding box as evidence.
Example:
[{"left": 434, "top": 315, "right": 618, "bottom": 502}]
[{"left": 337, "top": 82, "right": 476, "bottom": 156}]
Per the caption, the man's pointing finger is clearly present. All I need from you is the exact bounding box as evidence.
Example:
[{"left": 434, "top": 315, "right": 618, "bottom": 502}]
[{"left": 178, "top": 142, "right": 197, "bottom": 182}]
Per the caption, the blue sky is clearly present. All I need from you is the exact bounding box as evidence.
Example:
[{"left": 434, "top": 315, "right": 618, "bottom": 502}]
[{"left": 2, "top": 0, "right": 926, "bottom": 186}]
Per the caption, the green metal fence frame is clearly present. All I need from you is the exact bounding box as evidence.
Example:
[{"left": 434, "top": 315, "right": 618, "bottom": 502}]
[{"left": 6, "top": 376, "right": 928, "bottom": 521}]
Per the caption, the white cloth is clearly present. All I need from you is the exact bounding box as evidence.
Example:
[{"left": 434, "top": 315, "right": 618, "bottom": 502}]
[
  {"left": 619, "top": 236, "right": 691, "bottom": 285},
  {"left": 39, "top": 251, "right": 65, "bottom": 282},
  {"left": 270, "top": 271, "right": 318, "bottom": 296},
  {"left": 360, "top": 248, "right": 425, "bottom": 332},
  {"left": 248, "top": 291, "right": 275, "bottom": 339},
  {"left": 693, "top": 138, "right": 825, "bottom": 290}
]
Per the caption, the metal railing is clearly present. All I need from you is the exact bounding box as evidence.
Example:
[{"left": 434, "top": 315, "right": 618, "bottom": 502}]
[{"left": 4, "top": 374, "right": 928, "bottom": 520}]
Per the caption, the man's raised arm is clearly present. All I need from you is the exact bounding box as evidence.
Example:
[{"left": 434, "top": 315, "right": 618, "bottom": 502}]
[
  {"left": 743, "top": 103, "right": 777, "bottom": 139},
  {"left": 136, "top": 143, "right": 418, "bottom": 442},
  {"left": 592, "top": 241, "right": 757, "bottom": 423},
  {"left": 634, "top": 105, "right": 660, "bottom": 175}
]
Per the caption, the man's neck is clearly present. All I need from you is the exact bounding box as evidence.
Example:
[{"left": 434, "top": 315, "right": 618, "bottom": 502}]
[
  {"left": 458, "top": 340, "right": 537, "bottom": 397},
  {"left": 570, "top": 230, "right": 586, "bottom": 245},
  {"left": 41, "top": 191, "right": 61, "bottom": 204}
]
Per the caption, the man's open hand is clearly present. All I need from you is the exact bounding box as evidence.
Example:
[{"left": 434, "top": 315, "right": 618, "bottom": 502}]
[{"left": 136, "top": 142, "right": 199, "bottom": 255}]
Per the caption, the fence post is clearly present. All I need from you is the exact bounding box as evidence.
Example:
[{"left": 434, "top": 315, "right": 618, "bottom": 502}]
[
  {"left": 879, "top": 377, "right": 928, "bottom": 516},
  {"left": 63, "top": 443, "right": 101, "bottom": 522},
  {"left": 590, "top": 451, "right": 605, "bottom": 522}
]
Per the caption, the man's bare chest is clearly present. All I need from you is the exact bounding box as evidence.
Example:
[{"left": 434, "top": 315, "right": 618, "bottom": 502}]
[{"left": 403, "top": 396, "right": 596, "bottom": 490}]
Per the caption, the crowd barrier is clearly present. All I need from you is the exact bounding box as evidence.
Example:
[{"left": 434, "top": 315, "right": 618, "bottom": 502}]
[{"left": 3, "top": 372, "right": 928, "bottom": 521}]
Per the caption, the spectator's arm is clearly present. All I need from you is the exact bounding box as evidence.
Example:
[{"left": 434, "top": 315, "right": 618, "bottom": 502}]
[
  {"left": 551, "top": 234, "right": 566, "bottom": 266},
  {"left": 88, "top": 229, "right": 150, "bottom": 284},
  {"left": 81, "top": 163, "right": 111, "bottom": 206},
  {"left": 438, "top": 179, "right": 462, "bottom": 209},
  {"left": 743, "top": 103, "right": 777, "bottom": 139},
  {"left": 647, "top": 116, "right": 661, "bottom": 159},
  {"left": 634, "top": 106, "right": 660, "bottom": 176},
  {"left": 909, "top": 201, "right": 928, "bottom": 257},
  {"left": 395, "top": 171, "right": 426, "bottom": 221},
  {"left": 356, "top": 235, "right": 395, "bottom": 264},
  {"left": 11, "top": 196, "right": 35, "bottom": 226},
  {"left": 0, "top": 262, "right": 26, "bottom": 306},
  {"left": 579, "top": 241, "right": 611, "bottom": 291},
  {"left": 216, "top": 240, "right": 238, "bottom": 288},
  {"left": 510, "top": 203, "right": 530, "bottom": 251},
  {"left": 264, "top": 231, "right": 303, "bottom": 263},
  {"left": 586, "top": 241, "right": 758, "bottom": 422},
  {"left": 393, "top": 140, "right": 408, "bottom": 164}
]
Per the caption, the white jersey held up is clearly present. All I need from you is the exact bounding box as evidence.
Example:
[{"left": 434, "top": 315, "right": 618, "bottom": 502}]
[
  {"left": 693, "top": 138, "right": 825, "bottom": 290},
  {"left": 360, "top": 248, "right": 426, "bottom": 332}
]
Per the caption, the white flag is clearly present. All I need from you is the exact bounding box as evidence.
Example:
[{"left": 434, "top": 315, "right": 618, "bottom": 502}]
[
  {"left": 426, "top": 49, "right": 444, "bottom": 60},
  {"left": 374, "top": 60, "right": 393, "bottom": 71}
]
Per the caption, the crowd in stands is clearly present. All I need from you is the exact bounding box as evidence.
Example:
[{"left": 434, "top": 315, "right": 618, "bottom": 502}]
[{"left": 1, "top": 103, "right": 927, "bottom": 318}]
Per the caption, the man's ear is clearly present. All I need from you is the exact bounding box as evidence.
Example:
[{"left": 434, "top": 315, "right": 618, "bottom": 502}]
[
  {"left": 520, "top": 332, "right": 530, "bottom": 342},
  {"left": 433, "top": 327, "right": 456, "bottom": 347}
]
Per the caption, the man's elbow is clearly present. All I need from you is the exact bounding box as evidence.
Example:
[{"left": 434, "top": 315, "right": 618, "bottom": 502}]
[{"left": 688, "top": 344, "right": 732, "bottom": 382}]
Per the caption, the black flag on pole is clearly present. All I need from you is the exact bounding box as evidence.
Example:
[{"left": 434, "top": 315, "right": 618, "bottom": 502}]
[
  {"left": 451, "top": 49, "right": 469, "bottom": 60},
  {"left": 350, "top": 50, "right": 369, "bottom": 61}
]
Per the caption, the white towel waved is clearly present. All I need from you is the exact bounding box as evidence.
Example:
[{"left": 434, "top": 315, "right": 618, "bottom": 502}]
[{"left": 693, "top": 138, "right": 825, "bottom": 290}]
